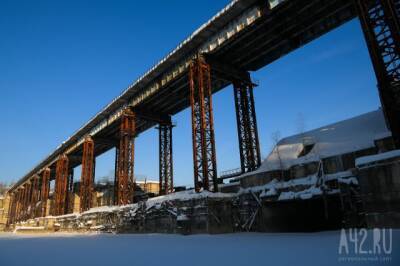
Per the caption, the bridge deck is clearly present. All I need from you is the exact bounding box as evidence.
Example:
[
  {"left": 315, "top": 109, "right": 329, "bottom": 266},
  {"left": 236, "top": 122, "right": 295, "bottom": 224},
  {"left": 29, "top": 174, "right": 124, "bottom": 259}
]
[{"left": 11, "top": 0, "right": 357, "bottom": 191}]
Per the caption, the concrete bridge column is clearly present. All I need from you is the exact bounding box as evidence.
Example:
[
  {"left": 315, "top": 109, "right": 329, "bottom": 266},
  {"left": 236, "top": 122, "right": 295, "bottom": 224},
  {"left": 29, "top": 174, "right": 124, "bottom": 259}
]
[
  {"left": 189, "top": 57, "right": 218, "bottom": 192},
  {"left": 115, "top": 109, "right": 135, "bottom": 205},
  {"left": 54, "top": 154, "right": 69, "bottom": 216},
  {"left": 40, "top": 168, "right": 50, "bottom": 217},
  {"left": 158, "top": 122, "right": 173, "bottom": 195},
  {"left": 355, "top": 0, "right": 400, "bottom": 147},
  {"left": 80, "top": 136, "right": 95, "bottom": 213}
]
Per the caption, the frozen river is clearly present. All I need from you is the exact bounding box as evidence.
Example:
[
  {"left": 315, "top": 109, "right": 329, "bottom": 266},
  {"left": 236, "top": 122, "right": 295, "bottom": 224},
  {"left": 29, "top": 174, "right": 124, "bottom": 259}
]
[{"left": 0, "top": 230, "right": 399, "bottom": 266}]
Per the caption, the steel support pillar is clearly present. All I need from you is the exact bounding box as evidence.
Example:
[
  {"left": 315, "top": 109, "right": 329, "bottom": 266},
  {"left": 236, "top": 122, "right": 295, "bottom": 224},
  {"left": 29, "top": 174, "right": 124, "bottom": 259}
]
[
  {"left": 6, "top": 193, "right": 17, "bottom": 226},
  {"left": 20, "top": 188, "right": 26, "bottom": 221},
  {"left": 29, "top": 176, "right": 39, "bottom": 219},
  {"left": 233, "top": 78, "right": 261, "bottom": 173},
  {"left": 19, "top": 186, "right": 26, "bottom": 221},
  {"left": 114, "top": 146, "right": 120, "bottom": 205},
  {"left": 17, "top": 188, "right": 24, "bottom": 222},
  {"left": 355, "top": 0, "right": 400, "bottom": 147},
  {"left": 189, "top": 57, "right": 218, "bottom": 192},
  {"left": 40, "top": 168, "right": 50, "bottom": 217},
  {"left": 23, "top": 183, "right": 31, "bottom": 220},
  {"left": 25, "top": 184, "right": 31, "bottom": 220},
  {"left": 54, "top": 155, "right": 69, "bottom": 216},
  {"left": 116, "top": 109, "right": 135, "bottom": 205},
  {"left": 158, "top": 123, "right": 173, "bottom": 195},
  {"left": 65, "top": 170, "right": 74, "bottom": 214},
  {"left": 80, "top": 136, "right": 95, "bottom": 212},
  {"left": 15, "top": 189, "right": 22, "bottom": 222}
]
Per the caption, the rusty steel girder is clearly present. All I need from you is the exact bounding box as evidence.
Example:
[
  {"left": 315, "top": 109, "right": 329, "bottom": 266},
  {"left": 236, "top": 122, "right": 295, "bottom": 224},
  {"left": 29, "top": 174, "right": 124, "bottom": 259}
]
[
  {"left": 233, "top": 79, "right": 261, "bottom": 173},
  {"left": 80, "top": 136, "right": 95, "bottom": 212},
  {"left": 158, "top": 123, "right": 174, "bottom": 195},
  {"left": 355, "top": 0, "right": 400, "bottom": 147},
  {"left": 54, "top": 155, "right": 69, "bottom": 216},
  {"left": 189, "top": 57, "right": 218, "bottom": 192},
  {"left": 40, "top": 168, "right": 51, "bottom": 217},
  {"left": 116, "top": 109, "right": 135, "bottom": 205}
]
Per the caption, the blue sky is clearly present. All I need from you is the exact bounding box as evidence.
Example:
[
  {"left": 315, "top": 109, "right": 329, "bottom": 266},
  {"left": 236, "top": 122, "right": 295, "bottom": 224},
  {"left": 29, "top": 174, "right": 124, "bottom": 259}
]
[{"left": 0, "top": 0, "right": 380, "bottom": 187}]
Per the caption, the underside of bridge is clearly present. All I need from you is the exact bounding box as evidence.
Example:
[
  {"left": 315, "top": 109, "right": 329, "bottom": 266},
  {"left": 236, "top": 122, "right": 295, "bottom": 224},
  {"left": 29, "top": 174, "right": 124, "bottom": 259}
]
[{"left": 6, "top": 0, "right": 400, "bottom": 225}]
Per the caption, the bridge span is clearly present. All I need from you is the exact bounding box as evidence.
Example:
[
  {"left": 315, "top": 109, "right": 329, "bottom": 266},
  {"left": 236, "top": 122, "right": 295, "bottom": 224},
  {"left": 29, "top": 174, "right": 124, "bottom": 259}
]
[{"left": 6, "top": 0, "right": 400, "bottom": 224}]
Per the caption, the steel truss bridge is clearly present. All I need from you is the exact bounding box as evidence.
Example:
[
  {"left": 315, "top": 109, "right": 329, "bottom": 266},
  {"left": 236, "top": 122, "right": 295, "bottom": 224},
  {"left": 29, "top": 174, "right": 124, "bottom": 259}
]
[{"left": 6, "top": 0, "right": 400, "bottom": 224}]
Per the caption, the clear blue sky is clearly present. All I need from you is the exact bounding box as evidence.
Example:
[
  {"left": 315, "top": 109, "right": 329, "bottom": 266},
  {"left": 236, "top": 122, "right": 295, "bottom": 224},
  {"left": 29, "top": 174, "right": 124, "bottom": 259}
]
[{"left": 0, "top": 0, "right": 380, "bottom": 187}]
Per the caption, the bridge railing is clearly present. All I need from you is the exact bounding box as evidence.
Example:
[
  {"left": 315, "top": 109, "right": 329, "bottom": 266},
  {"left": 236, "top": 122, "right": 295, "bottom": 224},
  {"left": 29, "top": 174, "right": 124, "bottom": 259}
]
[{"left": 219, "top": 168, "right": 242, "bottom": 180}]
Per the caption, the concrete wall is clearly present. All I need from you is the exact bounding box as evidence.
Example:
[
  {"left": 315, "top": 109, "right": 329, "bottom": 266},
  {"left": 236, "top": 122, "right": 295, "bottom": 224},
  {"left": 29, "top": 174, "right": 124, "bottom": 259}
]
[
  {"left": 9, "top": 197, "right": 235, "bottom": 234},
  {"left": 358, "top": 158, "right": 400, "bottom": 228},
  {"left": 25, "top": 192, "right": 345, "bottom": 234}
]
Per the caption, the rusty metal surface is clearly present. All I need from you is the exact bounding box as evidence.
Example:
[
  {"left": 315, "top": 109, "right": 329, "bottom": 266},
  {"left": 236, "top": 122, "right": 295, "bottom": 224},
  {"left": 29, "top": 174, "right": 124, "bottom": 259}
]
[
  {"left": 29, "top": 176, "right": 39, "bottom": 219},
  {"left": 22, "top": 184, "right": 30, "bottom": 221},
  {"left": 190, "top": 57, "right": 218, "bottom": 192},
  {"left": 54, "top": 155, "right": 69, "bottom": 216},
  {"left": 116, "top": 109, "right": 135, "bottom": 205},
  {"left": 40, "top": 168, "right": 51, "bottom": 217},
  {"left": 80, "top": 137, "right": 95, "bottom": 212},
  {"left": 15, "top": 189, "right": 22, "bottom": 222}
]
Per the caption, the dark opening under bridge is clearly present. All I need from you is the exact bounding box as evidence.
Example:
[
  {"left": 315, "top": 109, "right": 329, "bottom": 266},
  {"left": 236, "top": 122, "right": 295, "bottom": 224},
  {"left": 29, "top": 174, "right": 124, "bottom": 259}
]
[{"left": 6, "top": 0, "right": 400, "bottom": 225}]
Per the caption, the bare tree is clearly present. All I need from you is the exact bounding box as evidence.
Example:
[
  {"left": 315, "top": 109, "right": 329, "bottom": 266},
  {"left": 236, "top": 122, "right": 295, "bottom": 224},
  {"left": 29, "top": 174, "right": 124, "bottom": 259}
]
[{"left": 271, "top": 131, "right": 284, "bottom": 180}]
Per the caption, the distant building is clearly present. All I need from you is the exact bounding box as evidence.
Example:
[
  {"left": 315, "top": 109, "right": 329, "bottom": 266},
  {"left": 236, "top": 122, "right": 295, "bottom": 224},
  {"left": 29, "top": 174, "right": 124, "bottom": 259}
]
[
  {"left": 91, "top": 179, "right": 160, "bottom": 208},
  {"left": 45, "top": 178, "right": 160, "bottom": 213},
  {"left": 136, "top": 180, "right": 160, "bottom": 195}
]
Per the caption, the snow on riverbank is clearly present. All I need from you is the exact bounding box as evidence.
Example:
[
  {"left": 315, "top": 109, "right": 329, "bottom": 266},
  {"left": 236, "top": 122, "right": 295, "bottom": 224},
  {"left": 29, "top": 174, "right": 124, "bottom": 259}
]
[
  {"left": 45, "top": 171, "right": 355, "bottom": 221},
  {"left": 0, "top": 231, "right": 398, "bottom": 266}
]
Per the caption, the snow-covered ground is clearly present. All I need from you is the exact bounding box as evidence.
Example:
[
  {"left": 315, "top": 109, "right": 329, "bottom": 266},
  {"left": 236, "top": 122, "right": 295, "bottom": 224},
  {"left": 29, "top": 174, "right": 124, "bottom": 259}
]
[{"left": 0, "top": 231, "right": 398, "bottom": 266}]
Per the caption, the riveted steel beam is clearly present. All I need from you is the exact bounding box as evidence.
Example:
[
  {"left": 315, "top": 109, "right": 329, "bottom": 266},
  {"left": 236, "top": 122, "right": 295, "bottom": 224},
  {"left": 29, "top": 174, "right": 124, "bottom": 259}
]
[
  {"left": 54, "top": 155, "right": 69, "bottom": 216},
  {"left": 158, "top": 121, "right": 174, "bottom": 195},
  {"left": 355, "top": 0, "right": 400, "bottom": 147},
  {"left": 116, "top": 109, "right": 135, "bottom": 205},
  {"left": 80, "top": 136, "right": 95, "bottom": 213},
  {"left": 189, "top": 57, "right": 218, "bottom": 192}
]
